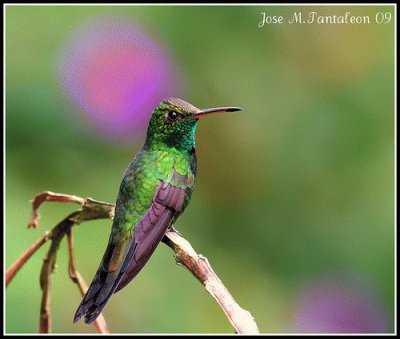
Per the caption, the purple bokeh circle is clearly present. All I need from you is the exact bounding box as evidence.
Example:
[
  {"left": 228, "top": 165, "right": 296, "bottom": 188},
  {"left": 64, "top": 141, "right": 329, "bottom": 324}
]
[
  {"left": 57, "top": 15, "right": 183, "bottom": 142},
  {"left": 291, "top": 273, "right": 389, "bottom": 333}
]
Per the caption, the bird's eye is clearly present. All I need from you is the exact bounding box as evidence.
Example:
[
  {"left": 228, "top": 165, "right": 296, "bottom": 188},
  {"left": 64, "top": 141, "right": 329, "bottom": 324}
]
[{"left": 167, "top": 111, "right": 180, "bottom": 121}]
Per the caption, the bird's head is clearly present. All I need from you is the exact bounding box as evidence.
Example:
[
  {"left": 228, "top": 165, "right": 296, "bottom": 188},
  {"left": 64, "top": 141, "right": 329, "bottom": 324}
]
[{"left": 145, "top": 98, "right": 241, "bottom": 152}]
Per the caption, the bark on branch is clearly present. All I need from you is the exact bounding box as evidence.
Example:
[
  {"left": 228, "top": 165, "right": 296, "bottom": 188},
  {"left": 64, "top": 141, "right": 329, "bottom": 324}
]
[{"left": 6, "top": 191, "right": 259, "bottom": 334}]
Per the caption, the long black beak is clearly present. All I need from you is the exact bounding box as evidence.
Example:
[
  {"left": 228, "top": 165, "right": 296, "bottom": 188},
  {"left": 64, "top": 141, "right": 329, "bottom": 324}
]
[{"left": 193, "top": 106, "right": 242, "bottom": 119}]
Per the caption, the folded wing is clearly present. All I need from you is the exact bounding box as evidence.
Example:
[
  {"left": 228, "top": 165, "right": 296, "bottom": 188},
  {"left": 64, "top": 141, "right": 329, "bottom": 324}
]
[
  {"left": 115, "top": 171, "right": 189, "bottom": 292},
  {"left": 74, "top": 170, "right": 191, "bottom": 324}
]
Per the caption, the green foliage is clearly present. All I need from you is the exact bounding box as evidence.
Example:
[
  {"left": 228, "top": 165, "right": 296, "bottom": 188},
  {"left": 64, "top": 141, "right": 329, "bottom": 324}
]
[{"left": 6, "top": 5, "right": 394, "bottom": 333}]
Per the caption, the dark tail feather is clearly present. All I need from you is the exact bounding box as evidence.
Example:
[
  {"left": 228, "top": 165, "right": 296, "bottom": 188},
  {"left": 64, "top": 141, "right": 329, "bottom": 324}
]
[
  {"left": 73, "top": 269, "right": 117, "bottom": 324},
  {"left": 73, "top": 243, "right": 137, "bottom": 324}
]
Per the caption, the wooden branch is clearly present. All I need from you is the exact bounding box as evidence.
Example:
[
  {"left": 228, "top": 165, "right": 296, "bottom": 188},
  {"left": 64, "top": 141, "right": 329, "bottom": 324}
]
[
  {"left": 163, "top": 231, "right": 259, "bottom": 334},
  {"left": 6, "top": 191, "right": 259, "bottom": 334}
]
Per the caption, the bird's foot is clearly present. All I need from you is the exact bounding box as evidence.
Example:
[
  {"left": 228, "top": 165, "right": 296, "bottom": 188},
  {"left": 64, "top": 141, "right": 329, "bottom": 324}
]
[{"left": 167, "top": 225, "right": 182, "bottom": 236}]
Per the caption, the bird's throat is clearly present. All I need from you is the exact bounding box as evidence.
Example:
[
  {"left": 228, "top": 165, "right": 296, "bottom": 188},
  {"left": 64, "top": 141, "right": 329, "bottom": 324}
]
[{"left": 146, "top": 124, "right": 197, "bottom": 154}]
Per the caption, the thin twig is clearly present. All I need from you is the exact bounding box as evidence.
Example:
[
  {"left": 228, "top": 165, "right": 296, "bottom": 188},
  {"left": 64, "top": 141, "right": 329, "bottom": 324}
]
[
  {"left": 28, "top": 191, "right": 85, "bottom": 229},
  {"left": 67, "top": 230, "right": 110, "bottom": 334},
  {"left": 5, "top": 233, "right": 50, "bottom": 287},
  {"left": 39, "top": 216, "right": 74, "bottom": 333}
]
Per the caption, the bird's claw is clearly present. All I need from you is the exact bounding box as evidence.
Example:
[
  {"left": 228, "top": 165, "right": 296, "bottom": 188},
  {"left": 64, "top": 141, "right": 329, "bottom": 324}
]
[{"left": 167, "top": 225, "right": 182, "bottom": 237}]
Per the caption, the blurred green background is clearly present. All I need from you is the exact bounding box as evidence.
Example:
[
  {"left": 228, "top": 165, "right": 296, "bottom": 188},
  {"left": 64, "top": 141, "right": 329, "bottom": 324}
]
[{"left": 6, "top": 5, "right": 394, "bottom": 334}]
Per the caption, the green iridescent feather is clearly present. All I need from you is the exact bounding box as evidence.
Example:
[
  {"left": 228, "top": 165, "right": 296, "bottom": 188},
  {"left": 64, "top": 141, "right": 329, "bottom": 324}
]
[{"left": 114, "top": 146, "right": 195, "bottom": 235}]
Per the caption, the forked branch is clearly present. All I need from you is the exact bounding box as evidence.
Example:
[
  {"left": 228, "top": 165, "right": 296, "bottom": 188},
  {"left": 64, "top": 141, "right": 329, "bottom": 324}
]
[{"left": 6, "top": 191, "right": 259, "bottom": 334}]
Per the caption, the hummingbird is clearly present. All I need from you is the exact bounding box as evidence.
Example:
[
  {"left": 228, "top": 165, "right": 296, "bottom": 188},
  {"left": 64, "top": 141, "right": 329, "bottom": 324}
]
[{"left": 73, "top": 98, "right": 241, "bottom": 324}]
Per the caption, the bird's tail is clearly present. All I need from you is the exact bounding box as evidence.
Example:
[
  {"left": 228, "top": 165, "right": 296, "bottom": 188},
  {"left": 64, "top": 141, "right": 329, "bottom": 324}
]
[{"left": 73, "top": 242, "right": 136, "bottom": 324}]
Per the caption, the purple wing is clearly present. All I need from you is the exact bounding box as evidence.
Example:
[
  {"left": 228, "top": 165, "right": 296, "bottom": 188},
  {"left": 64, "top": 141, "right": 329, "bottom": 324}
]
[
  {"left": 74, "top": 171, "right": 190, "bottom": 324},
  {"left": 114, "top": 176, "right": 187, "bottom": 292}
]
